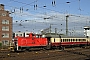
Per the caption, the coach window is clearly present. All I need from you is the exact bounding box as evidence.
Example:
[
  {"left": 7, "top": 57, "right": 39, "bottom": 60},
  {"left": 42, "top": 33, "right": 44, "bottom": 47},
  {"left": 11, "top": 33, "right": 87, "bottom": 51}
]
[
  {"left": 76, "top": 39, "right": 77, "bottom": 42},
  {"left": 77, "top": 39, "right": 78, "bottom": 42},
  {"left": 64, "top": 39, "right": 66, "bottom": 42},
  {"left": 73, "top": 39, "right": 74, "bottom": 41},
  {"left": 54, "top": 38, "right": 55, "bottom": 42},
  {"left": 20, "top": 34, "right": 22, "bottom": 36},
  {"left": 16, "top": 34, "right": 18, "bottom": 36},
  {"left": 67, "top": 39, "right": 68, "bottom": 42},
  {"left": 64, "top": 39, "right": 65, "bottom": 42},
  {"left": 66, "top": 39, "right": 67, "bottom": 42},
  {"left": 61, "top": 39, "right": 62, "bottom": 42},
  {"left": 83, "top": 39, "right": 85, "bottom": 41},
  {"left": 83, "top": 39, "right": 86, "bottom": 41},
  {"left": 63, "top": 39, "right": 64, "bottom": 42},
  {"left": 69, "top": 39, "right": 70, "bottom": 42},
  {"left": 67, "top": 39, "right": 69, "bottom": 42},
  {"left": 71, "top": 39, "right": 72, "bottom": 42}
]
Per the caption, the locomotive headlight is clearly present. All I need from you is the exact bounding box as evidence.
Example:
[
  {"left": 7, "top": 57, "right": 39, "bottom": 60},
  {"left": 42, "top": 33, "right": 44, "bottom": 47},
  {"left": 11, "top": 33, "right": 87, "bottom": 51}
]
[{"left": 42, "top": 35, "right": 45, "bottom": 38}]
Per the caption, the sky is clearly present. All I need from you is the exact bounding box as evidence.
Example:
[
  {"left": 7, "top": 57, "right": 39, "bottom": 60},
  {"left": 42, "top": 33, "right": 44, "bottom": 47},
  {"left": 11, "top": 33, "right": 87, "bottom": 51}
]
[{"left": 0, "top": 0, "right": 90, "bottom": 36}]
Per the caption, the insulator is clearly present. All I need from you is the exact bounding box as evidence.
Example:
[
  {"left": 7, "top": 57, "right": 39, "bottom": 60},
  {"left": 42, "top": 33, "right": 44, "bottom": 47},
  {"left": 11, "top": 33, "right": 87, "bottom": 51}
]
[
  {"left": 19, "top": 24, "right": 22, "bottom": 26},
  {"left": 61, "top": 29, "right": 62, "bottom": 31},
  {"left": 36, "top": 4, "right": 37, "bottom": 7},
  {"left": 34, "top": 4, "right": 38, "bottom": 10},
  {"left": 20, "top": 7, "right": 21, "bottom": 13},
  {"left": 20, "top": 20, "right": 22, "bottom": 22},
  {"left": 34, "top": 5, "right": 35, "bottom": 10},
  {"left": 52, "top": 1, "right": 53, "bottom": 6},
  {"left": 52, "top": 0, "right": 56, "bottom": 7},
  {"left": 14, "top": 9, "right": 15, "bottom": 12},
  {"left": 16, "top": 21, "right": 18, "bottom": 23},
  {"left": 22, "top": 7, "right": 23, "bottom": 13},
  {"left": 54, "top": 0, "right": 55, "bottom": 5},
  {"left": 25, "top": 20, "right": 28, "bottom": 21},
  {"left": 34, "top": 5, "right": 35, "bottom": 8},
  {"left": 66, "top": 2, "right": 70, "bottom": 3},
  {"left": 26, "top": 9, "right": 29, "bottom": 11},
  {"left": 43, "top": 6, "right": 46, "bottom": 7},
  {"left": 36, "top": 4, "right": 37, "bottom": 10},
  {"left": 11, "top": 10, "right": 14, "bottom": 13}
]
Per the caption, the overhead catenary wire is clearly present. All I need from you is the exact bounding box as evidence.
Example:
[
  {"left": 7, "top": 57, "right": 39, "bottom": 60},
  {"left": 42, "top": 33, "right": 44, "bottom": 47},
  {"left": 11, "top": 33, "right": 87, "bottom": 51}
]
[
  {"left": 4, "top": 0, "right": 90, "bottom": 34},
  {"left": 8, "top": 0, "right": 87, "bottom": 17},
  {"left": 9, "top": 0, "right": 64, "bottom": 13},
  {"left": 7, "top": 0, "right": 85, "bottom": 18},
  {"left": 5, "top": 0, "right": 62, "bottom": 20}
]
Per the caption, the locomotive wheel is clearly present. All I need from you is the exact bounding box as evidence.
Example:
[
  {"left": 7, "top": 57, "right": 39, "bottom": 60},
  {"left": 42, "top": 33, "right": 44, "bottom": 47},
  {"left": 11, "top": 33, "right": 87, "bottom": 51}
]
[
  {"left": 46, "top": 45, "right": 51, "bottom": 50},
  {"left": 61, "top": 46, "right": 65, "bottom": 50}
]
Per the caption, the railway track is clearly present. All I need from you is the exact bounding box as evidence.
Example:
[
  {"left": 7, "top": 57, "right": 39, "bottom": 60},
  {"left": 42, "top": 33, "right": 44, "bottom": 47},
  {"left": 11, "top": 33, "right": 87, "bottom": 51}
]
[
  {"left": 63, "top": 50, "right": 90, "bottom": 57},
  {"left": 62, "top": 47, "right": 90, "bottom": 60},
  {"left": 0, "top": 50, "right": 16, "bottom": 60},
  {"left": 27, "top": 47, "right": 90, "bottom": 60},
  {"left": 0, "top": 47, "right": 90, "bottom": 60}
]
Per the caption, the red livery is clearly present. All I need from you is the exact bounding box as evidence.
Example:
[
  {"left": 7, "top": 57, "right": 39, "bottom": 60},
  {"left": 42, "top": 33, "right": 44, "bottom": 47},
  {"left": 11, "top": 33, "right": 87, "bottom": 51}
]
[
  {"left": 12, "top": 33, "right": 90, "bottom": 51},
  {"left": 17, "top": 33, "right": 47, "bottom": 47},
  {"left": 14, "top": 33, "right": 48, "bottom": 51}
]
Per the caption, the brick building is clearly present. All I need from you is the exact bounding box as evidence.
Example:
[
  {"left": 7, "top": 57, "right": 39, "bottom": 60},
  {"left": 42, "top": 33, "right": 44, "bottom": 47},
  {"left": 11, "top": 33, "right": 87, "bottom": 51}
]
[{"left": 0, "top": 4, "right": 12, "bottom": 46}]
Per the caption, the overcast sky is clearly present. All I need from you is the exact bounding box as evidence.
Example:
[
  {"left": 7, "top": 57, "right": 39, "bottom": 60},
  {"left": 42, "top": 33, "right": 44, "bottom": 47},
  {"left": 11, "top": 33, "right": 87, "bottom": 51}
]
[{"left": 1, "top": 0, "right": 90, "bottom": 36}]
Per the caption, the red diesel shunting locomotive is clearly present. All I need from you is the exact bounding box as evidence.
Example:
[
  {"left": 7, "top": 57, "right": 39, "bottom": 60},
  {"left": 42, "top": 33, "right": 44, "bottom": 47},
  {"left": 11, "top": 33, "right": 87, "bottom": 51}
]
[
  {"left": 13, "top": 33, "right": 49, "bottom": 51},
  {"left": 12, "top": 32, "right": 90, "bottom": 51}
]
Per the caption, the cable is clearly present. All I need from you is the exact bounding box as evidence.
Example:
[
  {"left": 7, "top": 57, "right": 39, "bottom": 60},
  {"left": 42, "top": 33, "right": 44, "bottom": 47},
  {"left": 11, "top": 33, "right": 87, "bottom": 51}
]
[
  {"left": 10, "top": 0, "right": 64, "bottom": 13},
  {"left": 4, "top": 0, "right": 90, "bottom": 34}
]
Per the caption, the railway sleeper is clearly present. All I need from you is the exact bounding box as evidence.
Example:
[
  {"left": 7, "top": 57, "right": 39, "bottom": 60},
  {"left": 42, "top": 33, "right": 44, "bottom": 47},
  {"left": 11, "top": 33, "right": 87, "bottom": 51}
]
[
  {"left": 0, "top": 56, "right": 5, "bottom": 58},
  {"left": 0, "top": 55, "right": 5, "bottom": 58},
  {"left": 64, "top": 50, "right": 90, "bottom": 58}
]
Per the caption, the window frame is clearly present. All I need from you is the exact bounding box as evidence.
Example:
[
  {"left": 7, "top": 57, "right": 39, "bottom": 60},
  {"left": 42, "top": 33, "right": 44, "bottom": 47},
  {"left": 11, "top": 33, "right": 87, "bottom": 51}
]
[
  {"left": 2, "top": 20, "right": 9, "bottom": 24},
  {"left": 2, "top": 26, "right": 9, "bottom": 31},
  {"left": 2, "top": 33, "right": 9, "bottom": 38}
]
